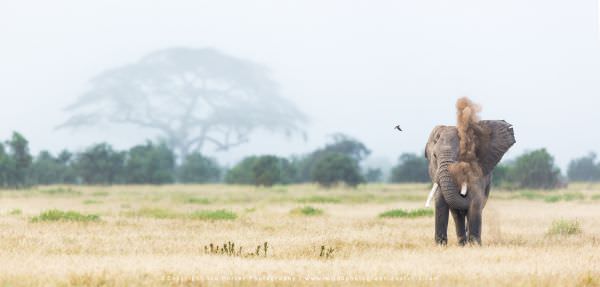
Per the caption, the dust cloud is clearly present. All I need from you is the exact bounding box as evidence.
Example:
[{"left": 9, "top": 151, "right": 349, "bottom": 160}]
[{"left": 448, "top": 97, "right": 490, "bottom": 189}]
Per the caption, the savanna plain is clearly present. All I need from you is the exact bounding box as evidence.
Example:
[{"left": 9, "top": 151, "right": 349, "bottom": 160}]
[{"left": 1, "top": 183, "right": 599, "bottom": 286}]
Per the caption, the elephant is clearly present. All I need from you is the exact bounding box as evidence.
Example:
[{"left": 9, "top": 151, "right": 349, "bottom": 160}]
[{"left": 424, "top": 120, "right": 515, "bottom": 245}]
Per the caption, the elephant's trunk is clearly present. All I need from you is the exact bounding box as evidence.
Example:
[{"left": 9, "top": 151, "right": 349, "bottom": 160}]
[{"left": 436, "top": 154, "right": 470, "bottom": 210}]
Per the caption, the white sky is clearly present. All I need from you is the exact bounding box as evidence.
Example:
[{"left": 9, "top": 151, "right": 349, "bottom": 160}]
[{"left": 1, "top": 0, "right": 599, "bottom": 171}]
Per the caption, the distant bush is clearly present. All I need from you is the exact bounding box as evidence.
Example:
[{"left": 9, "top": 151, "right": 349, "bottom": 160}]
[
  {"left": 125, "top": 142, "right": 175, "bottom": 184},
  {"left": 311, "top": 153, "right": 364, "bottom": 187},
  {"left": 293, "top": 134, "right": 370, "bottom": 182},
  {"left": 30, "top": 150, "right": 77, "bottom": 185},
  {"left": 74, "top": 143, "right": 126, "bottom": 185},
  {"left": 506, "top": 149, "right": 561, "bottom": 189},
  {"left": 567, "top": 153, "right": 600, "bottom": 182},
  {"left": 491, "top": 164, "right": 510, "bottom": 187},
  {"left": 31, "top": 209, "right": 100, "bottom": 222},
  {"left": 225, "top": 155, "right": 295, "bottom": 186},
  {"left": 389, "top": 153, "right": 429, "bottom": 183},
  {"left": 178, "top": 153, "right": 221, "bottom": 183},
  {"left": 0, "top": 132, "right": 33, "bottom": 188}
]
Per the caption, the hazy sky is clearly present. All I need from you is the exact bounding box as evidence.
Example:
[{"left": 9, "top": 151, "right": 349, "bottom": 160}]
[{"left": 1, "top": 0, "right": 599, "bottom": 170}]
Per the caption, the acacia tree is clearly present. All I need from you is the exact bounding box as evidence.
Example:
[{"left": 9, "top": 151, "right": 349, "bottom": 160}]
[{"left": 60, "top": 47, "right": 306, "bottom": 159}]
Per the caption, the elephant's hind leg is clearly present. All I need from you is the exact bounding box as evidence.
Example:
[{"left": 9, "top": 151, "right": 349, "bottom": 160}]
[{"left": 451, "top": 209, "right": 467, "bottom": 246}]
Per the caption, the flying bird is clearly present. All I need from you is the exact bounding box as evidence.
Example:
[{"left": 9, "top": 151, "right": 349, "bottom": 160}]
[{"left": 395, "top": 125, "right": 402, "bottom": 132}]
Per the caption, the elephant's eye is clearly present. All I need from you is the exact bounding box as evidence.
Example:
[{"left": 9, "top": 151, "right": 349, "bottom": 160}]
[{"left": 434, "top": 133, "right": 441, "bottom": 143}]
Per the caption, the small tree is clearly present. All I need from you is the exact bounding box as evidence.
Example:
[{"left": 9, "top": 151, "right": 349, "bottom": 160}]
[
  {"left": 4, "top": 132, "right": 33, "bottom": 188},
  {"left": 0, "top": 144, "right": 11, "bottom": 187},
  {"left": 389, "top": 153, "right": 429, "bottom": 183},
  {"left": 225, "top": 155, "right": 294, "bottom": 186},
  {"left": 567, "top": 153, "right": 600, "bottom": 182},
  {"left": 295, "top": 134, "right": 370, "bottom": 182},
  {"left": 178, "top": 153, "right": 221, "bottom": 183},
  {"left": 507, "top": 149, "right": 561, "bottom": 189},
  {"left": 311, "top": 153, "right": 364, "bottom": 187},
  {"left": 125, "top": 142, "right": 175, "bottom": 184},
  {"left": 75, "top": 143, "right": 126, "bottom": 185}
]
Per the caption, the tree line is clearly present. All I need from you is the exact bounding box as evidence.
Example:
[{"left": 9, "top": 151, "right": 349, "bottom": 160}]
[{"left": 0, "top": 131, "right": 594, "bottom": 189}]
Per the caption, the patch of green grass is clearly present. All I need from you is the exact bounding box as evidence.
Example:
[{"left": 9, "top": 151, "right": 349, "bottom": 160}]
[
  {"left": 8, "top": 209, "right": 22, "bottom": 215},
  {"left": 291, "top": 206, "right": 324, "bottom": 216},
  {"left": 296, "top": 196, "right": 341, "bottom": 204},
  {"left": 83, "top": 199, "right": 103, "bottom": 205},
  {"left": 543, "top": 195, "right": 562, "bottom": 203},
  {"left": 591, "top": 194, "right": 600, "bottom": 201},
  {"left": 189, "top": 210, "right": 237, "bottom": 221},
  {"left": 31, "top": 209, "right": 100, "bottom": 223},
  {"left": 91, "top": 191, "right": 109, "bottom": 197},
  {"left": 126, "top": 207, "right": 178, "bottom": 219},
  {"left": 379, "top": 208, "right": 434, "bottom": 218},
  {"left": 518, "top": 190, "right": 545, "bottom": 200},
  {"left": 563, "top": 192, "right": 585, "bottom": 201},
  {"left": 546, "top": 219, "right": 582, "bottom": 236},
  {"left": 185, "top": 197, "right": 211, "bottom": 204},
  {"left": 38, "top": 188, "right": 81, "bottom": 196}
]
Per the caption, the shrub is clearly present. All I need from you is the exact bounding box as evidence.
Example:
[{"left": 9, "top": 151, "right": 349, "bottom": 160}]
[
  {"left": 31, "top": 209, "right": 100, "bottom": 222},
  {"left": 546, "top": 219, "right": 581, "bottom": 236},
  {"left": 9, "top": 209, "right": 22, "bottom": 215},
  {"left": 311, "top": 153, "right": 364, "bottom": 187},
  {"left": 291, "top": 206, "right": 323, "bottom": 216},
  {"left": 379, "top": 208, "right": 433, "bottom": 218}
]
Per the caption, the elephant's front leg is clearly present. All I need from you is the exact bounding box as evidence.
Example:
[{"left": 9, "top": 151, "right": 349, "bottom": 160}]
[
  {"left": 467, "top": 206, "right": 482, "bottom": 245},
  {"left": 434, "top": 192, "right": 449, "bottom": 245},
  {"left": 451, "top": 209, "right": 467, "bottom": 246}
]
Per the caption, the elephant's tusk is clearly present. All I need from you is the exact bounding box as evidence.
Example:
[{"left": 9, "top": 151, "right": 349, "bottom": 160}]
[
  {"left": 425, "top": 183, "right": 439, "bottom": 208},
  {"left": 461, "top": 182, "right": 468, "bottom": 196}
]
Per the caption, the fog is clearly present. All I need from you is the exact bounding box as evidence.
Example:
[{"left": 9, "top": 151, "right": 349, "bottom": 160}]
[{"left": 1, "top": 0, "right": 599, "bottom": 170}]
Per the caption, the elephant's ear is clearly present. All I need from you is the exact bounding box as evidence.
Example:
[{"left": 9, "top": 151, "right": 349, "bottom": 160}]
[
  {"left": 477, "top": 120, "right": 516, "bottom": 175},
  {"left": 425, "top": 125, "right": 445, "bottom": 160}
]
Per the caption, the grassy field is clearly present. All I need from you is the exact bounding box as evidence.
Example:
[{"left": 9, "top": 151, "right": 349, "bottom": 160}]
[{"left": 1, "top": 183, "right": 600, "bottom": 286}]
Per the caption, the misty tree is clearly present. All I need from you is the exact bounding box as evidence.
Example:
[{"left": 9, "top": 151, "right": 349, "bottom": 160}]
[{"left": 60, "top": 47, "right": 306, "bottom": 159}]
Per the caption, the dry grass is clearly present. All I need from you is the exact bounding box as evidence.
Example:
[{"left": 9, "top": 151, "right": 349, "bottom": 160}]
[{"left": 0, "top": 183, "right": 600, "bottom": 286}]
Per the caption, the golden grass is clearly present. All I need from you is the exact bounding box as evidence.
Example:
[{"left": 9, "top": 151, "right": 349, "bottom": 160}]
[{"left": 0, "top": 184, "right": 599, "bottom": 286}]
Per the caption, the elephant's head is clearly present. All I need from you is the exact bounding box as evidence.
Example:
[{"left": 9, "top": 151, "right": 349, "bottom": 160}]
[{"left": 424, "top": 120, "right": 515, "bottom": 210}]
